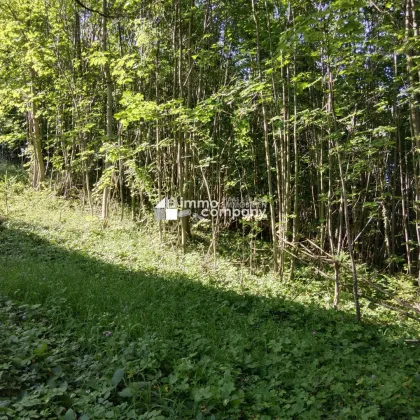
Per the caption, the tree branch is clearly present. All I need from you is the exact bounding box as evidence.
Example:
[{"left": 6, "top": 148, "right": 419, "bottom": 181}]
[{"left": 74, "top": 0, "right": 116, "bottom": 19}]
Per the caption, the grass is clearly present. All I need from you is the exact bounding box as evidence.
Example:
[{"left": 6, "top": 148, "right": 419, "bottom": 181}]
[{"left": 0, "top": 174, "right": 419, "bottom": 418}]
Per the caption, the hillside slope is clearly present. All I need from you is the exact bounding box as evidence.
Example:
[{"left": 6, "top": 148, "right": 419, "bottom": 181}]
[{"left": 0, "top": 186, "right": 419, "bottom": 419}]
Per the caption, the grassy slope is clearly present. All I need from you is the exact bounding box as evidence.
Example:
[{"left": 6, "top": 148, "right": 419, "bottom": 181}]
[{"left": 0, "top": 183, "right": 419, "bottom": 419}]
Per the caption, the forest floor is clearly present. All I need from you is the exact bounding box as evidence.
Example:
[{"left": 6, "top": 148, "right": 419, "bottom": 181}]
[{"left": 0, "top": 170, "right": 420, "bottom": 418}]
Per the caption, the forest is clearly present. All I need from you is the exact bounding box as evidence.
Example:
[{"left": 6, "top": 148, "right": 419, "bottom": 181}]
[{"left": 0, "top": 0, "right": 420, "bottom": 418}]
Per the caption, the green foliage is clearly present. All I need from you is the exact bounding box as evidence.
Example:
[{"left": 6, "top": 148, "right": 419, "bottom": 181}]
[
  {"left": 0, "top": 187, "right": 419, "bottom": 418},
  {"left": 0, "top": 0, "right": 418, "bottom": 277}
]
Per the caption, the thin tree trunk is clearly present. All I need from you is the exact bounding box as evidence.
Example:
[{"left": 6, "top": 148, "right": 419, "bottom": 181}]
[
  {"left": 101, "top": 0, "right": 113, "bottom": 222},
  {"left": 29, "top": 68, "right": 45, "bottom": 189},
  {"left": 251, "top": 0, "right": 279, "bottom": 272}
]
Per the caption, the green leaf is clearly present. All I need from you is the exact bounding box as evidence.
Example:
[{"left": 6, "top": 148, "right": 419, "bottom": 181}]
[
  {"left": 33, "top": 342, "right": 48, "bottom": 356},
  {"left": 63, "top": 408, "right": 76, "bottom": 420},
  {"left": 193, "top": 386, "right": 213, "bottom": 402},
  {"left": 118, "top": 387, "right": 134, "bottom": 397},
  {"left": 51, "top": 365, "right": 63, "bottom": 376},
  {"left": 168, "top": 373, "right": 178, "bottom": 385},
  {"left": 111, "top": 368, "right": 125, "bottom": 387}
]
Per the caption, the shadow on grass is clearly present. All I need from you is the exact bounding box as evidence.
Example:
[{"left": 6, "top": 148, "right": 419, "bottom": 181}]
[{"left": 0, "top": 222, "right": 420, "bottom": 417}]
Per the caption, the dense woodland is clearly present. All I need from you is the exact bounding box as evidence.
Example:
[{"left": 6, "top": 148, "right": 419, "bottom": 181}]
[
  {"left": 2, "top": 1, "right": 420, "bottom": 417},
  {"left": 1, "top": 0, "right": 420, "bottom": 313}
]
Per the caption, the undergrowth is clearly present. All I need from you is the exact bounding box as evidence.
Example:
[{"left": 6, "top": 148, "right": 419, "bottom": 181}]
[{"left": 0, "top": 176, "right": 419, "bottom": 419}]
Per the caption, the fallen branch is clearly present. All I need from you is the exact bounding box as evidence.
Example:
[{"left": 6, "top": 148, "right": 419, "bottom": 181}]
[
  {"left": 404, "top": 339, "right": 420, "bottom": 345},
  {"left": 283, "top": 240, "right": 420, "bottom": 323},
  {"left": 360, "top": 294, "right": 420, "bottom": 323},
  {"left": 358, "top": 276, "right": 420, "bottom": 315},
  {"left": 282, "top": 246, "right": 333, "bottom": 280}
]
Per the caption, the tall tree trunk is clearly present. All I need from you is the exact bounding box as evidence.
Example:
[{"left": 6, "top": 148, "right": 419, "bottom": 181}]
[
  {"left": 101, "top": 0, "right": 113, "bottom": 222},
  {"left": 251, "top": 0, "right": 279, "bottom": 272},
  {"left": 327, "top": 59, "right": 361, "bottom": 321},
  {"left": 405, "top": 0, "right": 420, "bottom": 285},
  {"left": 29, "top": 68, "right": 45, "bottom": 189}
]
